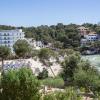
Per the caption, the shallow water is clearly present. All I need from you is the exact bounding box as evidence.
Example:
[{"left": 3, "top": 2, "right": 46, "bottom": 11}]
[{"left": 82, "top": 55, "right": 100, "bottom": 70}]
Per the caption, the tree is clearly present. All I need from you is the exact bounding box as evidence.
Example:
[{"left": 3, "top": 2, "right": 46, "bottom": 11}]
[
  {"left": 13, "top": 39, "right": 31, "bottom": 58},
  {"left": 74, "top": 60, "right": 100, "bottom": 99},
  {"left": 61, "top": 52, "right": 80, "bottom": 84},
  {"left": 53, "top": 41, "right": 63, "bottom": 49},
  {"left": 1, "top": 67, "right": 40, "bottom": 100},
  {"left": 38, "top": 48, "right": 57, "bottom": 77},
  {"left": 37, "top": 68, "right": 48, "bottom": 79},
  {"left": 0, "top": 46, "right": 11, "bottom": 73}
]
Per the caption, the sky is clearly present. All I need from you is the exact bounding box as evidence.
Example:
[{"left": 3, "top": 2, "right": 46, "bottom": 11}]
[{"left": 0, "top": 0, "right": 100, "bottom": 27}]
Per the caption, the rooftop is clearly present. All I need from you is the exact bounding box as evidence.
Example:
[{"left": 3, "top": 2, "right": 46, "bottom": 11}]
[
  {"left": 78, "top": 26, "right": 89, "bottom": 30},
  {"left": 0, "top": 29, "right": 23, "bottom": 32},
  {"left": 89, "top": 31, "right": 96, "bottom": 34}
]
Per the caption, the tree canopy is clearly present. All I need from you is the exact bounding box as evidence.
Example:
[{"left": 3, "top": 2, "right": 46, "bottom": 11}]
[{"left": 13, "top": 39, "right": 31, "bottom": 58}]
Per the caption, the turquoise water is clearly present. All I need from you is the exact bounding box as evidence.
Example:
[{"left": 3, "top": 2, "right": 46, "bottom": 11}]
[{"left": 82, "top": 55, "right": 100, "bottom": 70}]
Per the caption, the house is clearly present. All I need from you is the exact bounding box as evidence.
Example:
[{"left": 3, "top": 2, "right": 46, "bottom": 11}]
[
  {"left": 80, "top": 38, "right": 87, "bottom": 46},
  {"left": 78, "top": 26, "right": 90, "bottom": 36},
  {"left": 84, "top": 32, "right": 99, "bottom": 42},
  {"left": 78, "top": 26, "right": 100, "bottom": 45},
  {"left": 80, "top": 32, "right": 100, "bottom": 46},
  {"left": 26, "top": 38, "right": 46, "bottom": 49},
  {"left": 26, "top": 38, "right": 53, "bottom": 50}
]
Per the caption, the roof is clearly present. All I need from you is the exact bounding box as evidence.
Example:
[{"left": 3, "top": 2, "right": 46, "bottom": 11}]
[
  {"left": 0, "top": 29, "right": 23, "bottom": 33},
  {"left": 78, "top": 26, "right": 89, "bottom": 30},
  {"left": 89, "top": 31, "right": 96, "bottom": 34}
]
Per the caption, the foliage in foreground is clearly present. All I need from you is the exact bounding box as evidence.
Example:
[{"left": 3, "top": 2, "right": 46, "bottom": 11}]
[
  {"left": 61, "top": 50, "right": 100, "bottom": 99},
  {"left": 0, "top": 67, "right": 40, "bottom": 100},
  {"left": 41, "top": 77, "right": 64, "bottom": 88},
  {"left": 43, "top": 87, "right": 82, "bottom": 100}
]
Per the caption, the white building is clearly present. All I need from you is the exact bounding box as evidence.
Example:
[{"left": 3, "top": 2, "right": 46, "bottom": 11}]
[
  {"left": 26, "top": 38, "right": 52, "bottom": 50},
  {"left": 26, "top": 38, "right": 45, "bottom": 49},
  {"left": 0, "top": 29, "right": 25, "bottom": 52},
  {"left": 84, "top": 32, "right": 99, "bottom": 42},
  {"left": 81, "top": 31, "right": 100, "bottom": 46},
  {"left": 80, "top": 38, "right": 87, "bottom": 46}
]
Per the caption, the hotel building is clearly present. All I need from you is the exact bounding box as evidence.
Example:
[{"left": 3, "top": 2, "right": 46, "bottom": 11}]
[{"left": 0, "top": 29, "right": 25, "bottom": 52}]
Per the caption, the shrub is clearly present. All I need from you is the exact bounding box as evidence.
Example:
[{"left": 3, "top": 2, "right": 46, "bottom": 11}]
[
  {"left": 43, "top": 87, "right": 82, "bottom": 100},
  {"left": 43, "top": 93, "right": 55, "bottom": 100},
  {"left": 37, "top": 68, "right": 48, "bottom": 79},
  {"left": 41, "top": 77, "right": 64, "bottom": 88},
  {"left": 1, "top": 67, "right": 40, "bottom": 100}
]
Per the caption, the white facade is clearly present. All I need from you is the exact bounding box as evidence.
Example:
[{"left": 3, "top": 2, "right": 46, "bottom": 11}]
[
  {"left": 26, "top": 38, "right": 51, "bottom": 50},
  {"left": 0, "top": 29, "right": 25, "bottom": 51},
  {"left": 81, "top": 34, "right": 99, "bottom": 46},
  {"left": 84, "top": 34, "right": 99, "bottom": 42},
  {"left": 26, "top": 38, "right": 45, "bottom": 49},
  {"left": 80, "top": 38, "right": 87, "bottom": 46}
]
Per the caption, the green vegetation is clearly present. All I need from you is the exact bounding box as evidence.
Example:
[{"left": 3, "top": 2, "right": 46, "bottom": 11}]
[
  {"left": 41, "top": 77, "right": 64, "bottom": 88},
  {"left": 13, "top": 39, "right": 32, "bottom": 58},
  {"left": 0, "top": 23, "right": 100, "bottom": 99},
  {"left": 23, "top": 23, "right": 81, "bottom": 49},
  {"left": 37, "top": 48, "right": 57, "bottom": 77},
  {"left": 0, "top": 23, "right": 100, "bottom": 50},
  {"left": 61, "top": 52, "right": 80, "bottom": 83},
  {"left": 0, "top": 67, "right": 40, "bottom": 100},
  {"left": 0, "top": 24, "right": 81, "bottom": 49},
  {"left": 43, "top": 87, "right": 82, "bottom": 100},
  {"left": 0, "top": 46, "right": 11, "bottom": 73},
  {"left": 0, "top": 49, "right": 100, "bottom": 99},
  {"left": 37, "top": 68, "right": 48, "bottom": 79},
  {"left": 61, "top": 51, "right": 100, "bottom": 99}
]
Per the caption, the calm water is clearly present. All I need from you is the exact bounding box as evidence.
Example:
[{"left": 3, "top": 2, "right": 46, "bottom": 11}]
[{"left": 82, "top": 55, "right": 100, "bottom": 70}]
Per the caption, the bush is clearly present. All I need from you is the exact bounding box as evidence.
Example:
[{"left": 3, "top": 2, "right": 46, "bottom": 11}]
[
  {"left": 37, "top": 68, "right": 48, "bottom": 79},
  {"left": 41, "top": 77, "right": 64, "bottom": 88},
  {"left": 43, "top": 87, "right": 82, "bottom": 100},
  {"left": 0, "top": 67, "right": 40, "bottom": 100},
  {"left": 43, "top": 93, "right": 55, "bottom": 100}
]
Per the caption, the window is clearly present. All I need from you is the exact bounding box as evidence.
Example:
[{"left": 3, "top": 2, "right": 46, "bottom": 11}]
[
  {"left": 4, "top": 33, "right": 7, "bottom": 36},
  {"left": 8, "top": 37, "right": 10, "bottom": 39},
  {"left": 93, "top": 37, "right": 96, "bottom": 40},
  {"left": 91, "top": 37, "right": 93, "bottom": 40},
  {"left": 8, "top": 41, "right": 10, "bottom": 43},
  {"left": 4, "top": 37, "right": 7, "bottom": 40},
  {"left": 4, "top": 41, "right": 7, "bottom": 44}
]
